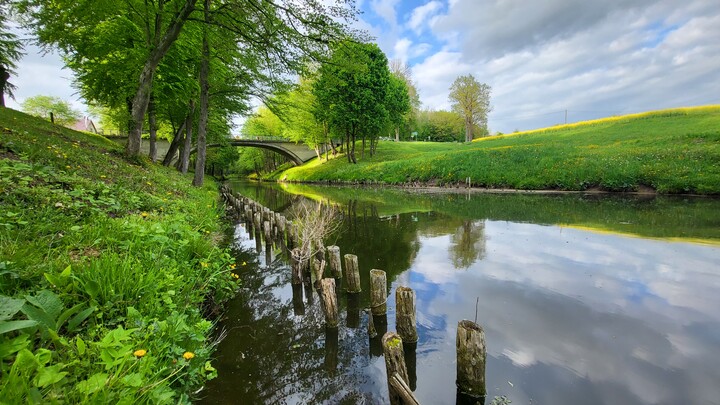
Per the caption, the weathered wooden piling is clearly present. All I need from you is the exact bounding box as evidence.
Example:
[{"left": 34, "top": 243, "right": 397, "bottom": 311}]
[
  {"left": 327, "top": 245, "right": 342, "bottom": 278},
  {"left": 263, "top": 220, "right": 272, "bottom": 243},
  {"left": 324, "top": 326, "right": 339, "bottom": 372},
  {"left": 369, "top": 314, "right": 387, "bottom": 357},
  {"left": 370, "top": 269, "right": 387, "bottom": 316},
  {"left": 389, "top": 373, "right": 420, "bottom": 405},
  {"left": 253, "top": 212, "right": 262, "bottom": 231},
  {"left": 382, "top": 332, "right": 411, "bottom": 405},
  {"left": 290, "top": 248, "right": 303, "bottom": 285},
  {"left": 368, "top": 311, "right": 377, "bottom": 338},
  {"left": 312, "top": 258, "right": 326, "bottom": 283},
  {"left": 456, "top": 320, "right": 486, "bottom": 398},
  {"left": 319, "top": 278, "right": 339, "bottom": 328},
  {"left": 343, "top": 254, "right": 361, "bottom": 293},
  {"left": 396, "top": 287, "right": 418, "bottom": 343}
]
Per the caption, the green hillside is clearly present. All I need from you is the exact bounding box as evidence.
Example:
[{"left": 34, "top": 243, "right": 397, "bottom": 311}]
[
  {"left": 0, "top": 108, "right": 236, "bottom": 403},
  {"left": 280, "top": 106, "right": 720, "bottom": 194}
]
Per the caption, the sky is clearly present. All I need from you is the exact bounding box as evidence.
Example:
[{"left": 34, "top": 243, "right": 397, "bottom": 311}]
[{"left": 6, "top": 0, "right": 720, "bottom": 133}]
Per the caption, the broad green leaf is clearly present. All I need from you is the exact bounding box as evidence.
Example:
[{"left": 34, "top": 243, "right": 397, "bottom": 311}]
[
  {"left": 0, "top": 320, "right": 39, "bottom": 335},
  {"left": 20, "top": 304, "right": 55, "bottom": 332},
  {"left": 76, "top": 373, "right": 109, "bottom": 395},
  {"left": 68, "top": 306, "right": 95, "bottom": 332},
  {"left": 56, "top": 303, "right": 85, "bottom": 330},
  {"left": 83, "top": 280, "right": 100, "bottom": 300},
  {"left": 25, "top": 290, "right": 63, "bottom": 320},
  {"left": 121, "top": 372, "right": 143, "bottom": 387},
  {"left": 0, "top": 295, "right": 25, "bottom": 321},
  {"left": 0, "top": 334, "right": 30, "bottom": 359},
  {"left": 76, "top": 337, "right": 86, "bottom": 355},
  {"left": 35, "top": 364, "right": 68, "bottom": 387}
]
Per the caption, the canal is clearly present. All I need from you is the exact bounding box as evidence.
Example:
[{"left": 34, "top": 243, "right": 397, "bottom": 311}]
[{"left": 201, "top": 182, "right": 720, "bottom": 405}]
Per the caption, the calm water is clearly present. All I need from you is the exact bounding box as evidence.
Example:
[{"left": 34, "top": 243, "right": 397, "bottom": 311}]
[{"left": 201, "top": 183, "right": 720, "bottom": 405}]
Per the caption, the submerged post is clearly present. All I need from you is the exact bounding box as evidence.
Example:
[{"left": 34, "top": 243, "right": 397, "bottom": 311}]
[
  {"left": 370, "top": 269, "right": 387, "bottom": 316},
  {"left": 382, "top": 332, "right": 410, "bottom": 405},
  {"left": 343, "top": 254, "right": 361, "bottom": 293},
  {"left": 290, "top": 248, "right": 303, "bottom": 285},
  {"left": 456, "top": 320, "right": 486, "bottom": 398},
  {"left": 319, "top": 278, "right": 339, "bottom": 328},
  {"left": 327, "top": 245, "right": 342, "bottom": 278},
  {"left": 396, "top": 287, "right": 418, "bottom": 343},
  {"left": 312, "top": 258, "right": 326, "bottom": 284}
]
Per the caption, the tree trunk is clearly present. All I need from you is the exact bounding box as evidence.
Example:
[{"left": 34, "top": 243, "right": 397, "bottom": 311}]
[
  {"left": 192, "top": 0, "right": 211, "bottom": 187},
  {"left": 0, "top": 67, "right": 9, "bottom": 107},
  {"left": 148, "top": 95, "right": 158, "bottom": 162},
  {"left": 180, "top": 100, "right": 195, "bottom": 174},
  {"left": 162, "top": 118, "right": 187, "bottom": 166},
  {"left": 361, "top": 136, "right": 365, "bottom": 160},
  {"left": 465, "top": 117, "right": 473, "bottom": 142},
  {"left": 350, "top": 132, "right": 357, "bottom": 164},
  {"left": 346, "top": 132, "right": 352, "bottom": 163},
  {"left": 125, "top": 0, "right": 196, "bottom": 157},
  {"left": 395, "top": 126, "right": 399, "bottom": 142}
]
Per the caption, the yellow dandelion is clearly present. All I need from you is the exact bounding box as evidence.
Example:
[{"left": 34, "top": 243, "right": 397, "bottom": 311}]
[
  {"left": 183, "top": 352, "right": 195, "bottom": 360},
  {"left": 134, "top": 349, "right": 147, "bottom": 358},
  {"left": 100, "top": 175, "right": 106, "bottom": 178},
  {"left": 200, "top": 262, "right": 208, "bottom": 268},
  {"left": 140, "top": 212, "right": 149, "bottom": 218},
  {"left": 242, "top": 262, "right": 247, "bottom": 266},
  {"left": 229, "top": 263, "right": 236, "bottom": 269}
]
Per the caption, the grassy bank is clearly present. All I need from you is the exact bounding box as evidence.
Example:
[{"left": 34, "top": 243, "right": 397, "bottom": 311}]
[
  {"left": 0, "top": 108, "right": 238, "bottom": 403},
  {"left": 280, "top": 106, "right": 720, "bottom": 194}
]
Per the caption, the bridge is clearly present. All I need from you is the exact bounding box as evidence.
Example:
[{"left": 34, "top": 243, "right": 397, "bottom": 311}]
[{"left": 203, "top": 137, "right": 319, "bottom": 165}]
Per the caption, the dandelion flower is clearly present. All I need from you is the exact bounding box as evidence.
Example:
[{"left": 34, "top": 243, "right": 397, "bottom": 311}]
[
  {"left": 200, "top": 262, "right": 208, "bottom": 268},
  {"left": 140, "top": 212, "right": 149, "bottom": 218},
  {"left": 242, "top": 262, "right": 247, "bottom": 266},
  {"left": 134, "top": 349, "right": 147, "bottom": 357},
  {"left": 183, "top": 352, "right": 195, "bottom": 360}
]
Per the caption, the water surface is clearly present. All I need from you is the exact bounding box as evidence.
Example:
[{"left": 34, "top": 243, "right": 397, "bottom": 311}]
[{"left": 201, "top": 183, "right": 720, "bottom": 404}]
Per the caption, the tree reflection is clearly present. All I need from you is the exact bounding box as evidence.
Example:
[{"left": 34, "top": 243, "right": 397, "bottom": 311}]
[{"left": 449, "top": 220, "right": 487, "bottom": 269}]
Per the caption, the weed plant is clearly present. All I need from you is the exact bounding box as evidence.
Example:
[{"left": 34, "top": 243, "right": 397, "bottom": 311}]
[
  {"left": 0, "top": 108, "right": 238, "bottom": 403},
  {"left": 281, "top": 106, "right": 720, "bottom": 194}
]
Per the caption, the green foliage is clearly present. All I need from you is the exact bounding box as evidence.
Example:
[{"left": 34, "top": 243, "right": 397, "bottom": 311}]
[
  {"left": 21, "top": 95, "right": 81, "bottom": 125},
  {"left": 416, "top": 109, "right": 465, "bottom": 142},
  {"left": 281, "top": 106, "right": 720, "bottom": 194},
  {"left": 448, "top": 74, "right": 492, "bottom": 142},
  {"left": 0, "top": 108, "right": 239, "bottom": 402},
  {"left": 0, "top": 5, "right": 23, "bottom": 104}
]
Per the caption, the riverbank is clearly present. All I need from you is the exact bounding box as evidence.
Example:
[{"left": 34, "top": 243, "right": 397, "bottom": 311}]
[
  {"left": 0, "top": 108, "right": 237, "bottom": 403},
  {"left": 278, "top": 106, "right": 720, "bottom": 194}
]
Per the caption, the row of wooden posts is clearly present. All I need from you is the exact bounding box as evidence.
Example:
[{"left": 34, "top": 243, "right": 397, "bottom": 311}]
[{"left": 220, "top": 185, "right": 487, "bottom": 404}]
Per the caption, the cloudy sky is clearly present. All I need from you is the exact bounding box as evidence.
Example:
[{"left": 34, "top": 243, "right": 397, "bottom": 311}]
[{"left": 7, "top": 0, "right": 720, "bottom": 133}]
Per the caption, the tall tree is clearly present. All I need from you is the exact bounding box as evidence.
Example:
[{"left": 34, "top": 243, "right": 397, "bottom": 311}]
[
  {"left": 385, "top": 74, "right": 410, "bottom": 149},
  {"left": 192, "top": 0, "right": 210, "bottom": 187},
  {"left": 313, "top": 41, "right": 390, "bottom": 163},
  {"left": 389, "top": 59, "right": 420, "bottom": 141},
  {"left": 448, "top": 74, "right": 491, "bottom": 142},
  {"left": 0, "top": 4, "right": 22, "bottom": 107}
]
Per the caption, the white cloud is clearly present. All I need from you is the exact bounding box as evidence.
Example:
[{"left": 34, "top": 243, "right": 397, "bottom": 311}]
[
  {"left": 393, "top": 38, "right": 412, "bottom": 62},
  {"left": 370, "top": 0, "right": 400, "bottom": 25},
  {"left": 407, "top": 1, "right": 443, "bottom": 34}
]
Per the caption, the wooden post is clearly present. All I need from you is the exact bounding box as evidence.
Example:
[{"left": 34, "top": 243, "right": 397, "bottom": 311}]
[
  {"left": 291, "top": 248, "right": 303, "bottom": 285},
  {"left": 343, "top": 254, "right": 361, "bottom": 293},
  {"left": 254, "top": 229, "right": 262, "bottom": 253},
  {"left": 396, "top": 287, "right": 418, "bottom": 343},
  {"left": 368, "top": 311, "right": 377, "bottom": 338},
  {"left": 263, "top": 220, "right": 272, "bottom": 243},
  {"left": 456, "top": 320, "right": 486, "bottom": 398},
  {"left": 319, "top": 278, "right": 339, "bottom": 328},
  {"left": 370, "top": 269, "right": 387, "bottom": 316},
  {"left": 389, "top": 373, "right": 420, "bottom": 405},
  {"left": 327, "top": 245, "right": 342, "bottom": 278},
  {"left": 312, "top": 258, "right": 326, "bottom": 284},
  {"left": 369, "top": 314, "right": 387, "bottom": 357},
  {"left": 382, "top": 332, "right": 410, "bottom": 405},
  {"left": 324, "top": 326, "right": 339, "bottom": 372}
]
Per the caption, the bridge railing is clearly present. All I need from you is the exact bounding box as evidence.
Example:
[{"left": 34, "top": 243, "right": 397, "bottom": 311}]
[{"left": 233, "top": 135, "right": 291, "bottom": 142}]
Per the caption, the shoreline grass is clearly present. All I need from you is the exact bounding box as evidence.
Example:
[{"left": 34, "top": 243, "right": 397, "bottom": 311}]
[
  {"left": 279, "top": 106, "right": 720, "bottom": 194},
  {"left": 1, "top": 108, "right": 237, "bottom": 403}
]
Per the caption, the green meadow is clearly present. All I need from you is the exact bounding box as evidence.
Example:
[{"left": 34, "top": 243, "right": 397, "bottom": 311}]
[
  {"left": 1, "top": 108, "right": 237, "bottom": 403},
  {"left": 280, "top": 106, "right": 720, "bottom": 194}
]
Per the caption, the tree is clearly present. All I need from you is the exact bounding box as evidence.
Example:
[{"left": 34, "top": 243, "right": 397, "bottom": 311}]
[
  {"left": 21, "top": 95, "right": 80, "bottom": 125},
  {"left": 448, "top": 74, "right": 491, "bottom": 142},
  {"left": 385, "top": 74, "right": 410, "bottom": 147},
  {"left": 313, "top": 41, "right": 391, "bottom": 163},
  {"left": 0, "top": 4, "right": 23, "bottom": 107},
  {"left": 389, "top": 59, "right": 420, "bottom": 141}
]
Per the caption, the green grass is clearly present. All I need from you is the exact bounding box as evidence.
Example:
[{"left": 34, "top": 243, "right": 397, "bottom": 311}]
[
  {"left": 280, "top": 106, "right": 720, "bottom": 194},
  {"left": 0, "top": 108, "right": 238, "bottom": 403}
]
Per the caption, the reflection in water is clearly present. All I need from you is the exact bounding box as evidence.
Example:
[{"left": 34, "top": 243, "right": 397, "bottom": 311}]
[
  {"left": 202, "top": 182, "right": 720, "bottom": 405},
  {"left": 449, "top": 220, "right": 487, "bottom": 269}
]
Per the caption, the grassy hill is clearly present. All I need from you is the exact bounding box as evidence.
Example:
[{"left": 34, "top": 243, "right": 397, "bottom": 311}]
[
  {"left": 280, "top": 106, "right": 720, "bottom": 194},
  {"left": 0, "top": 108, "right": 237, "bottom": 403}
]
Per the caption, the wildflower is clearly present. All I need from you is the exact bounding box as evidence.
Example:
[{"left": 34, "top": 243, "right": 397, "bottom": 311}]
[
  {"left": 134, "top": 349, "right": 147, "bottom": 358},
  {"left": 100, "top": 175, "right": 106, "bottom": 178},
  {"left": 231, "top": 273, "right": 239, "bottom": 279},
  {"left": 200, "top": 262, "right": 208, "bottom": 268},
  {"left": 140, "top": 212, "right": 149, "bottom": 218},
  {"left": 229, "top": 263, "right": 236, "bottom": 269},
  {"left": 242, "top": 262, "right": 247, "bottom": 266},
  {"left": 146, "top": 182, "right": 152, "bottom": 186},
  {"left": 183, "top": 352, "right": 195, "bottom": 360}
]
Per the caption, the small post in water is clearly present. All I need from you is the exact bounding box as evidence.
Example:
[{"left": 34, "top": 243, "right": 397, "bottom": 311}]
[
  {"left": 290, "top": 248, "right": 303, "bottom": 284},
  {"left": 327, "top": 245, "right": 342, "bottom": 278},
  {"left": 382, "top": 332, "right": 411, "bottom": 405},
  {"left": 319, "top": 278, "right": 339, "bottom": 328},
  {"left": 343, "top": 254, "right": 361, "bottom": 293},
  {"left": 370, "top": 269, "right": 387, "bottom": 316},
  {"left": 396, "top": 286, "right": 418, "bottom": 343},
  {"left": 456, "top": 320, "right": 486, "bottom": 398}
]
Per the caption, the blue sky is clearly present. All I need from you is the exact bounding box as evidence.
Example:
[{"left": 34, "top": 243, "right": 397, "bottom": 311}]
[{"left": 7, "top": 0, "right": 720, "bottom": 133}]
